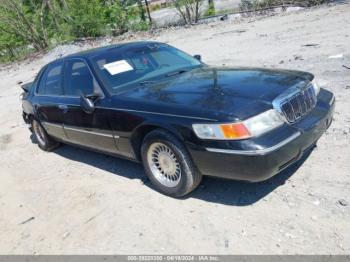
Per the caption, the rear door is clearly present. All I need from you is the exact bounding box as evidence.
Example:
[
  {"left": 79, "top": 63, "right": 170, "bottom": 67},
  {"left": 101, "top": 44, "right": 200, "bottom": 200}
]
[
  {"left": 60, "top": 58, "right": 118, "bottom": 154},
  {"left": 32, "top": 61, "right": 66, "bottom": 140}
]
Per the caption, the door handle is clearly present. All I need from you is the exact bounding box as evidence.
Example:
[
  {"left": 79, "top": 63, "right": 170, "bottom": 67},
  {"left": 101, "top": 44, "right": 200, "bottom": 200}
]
[
  {"left": 58, "top": 104, "right": 68, "bottom": 113},
  {"left": 58, "top": 104, "right": 67, "bottom": 109}
]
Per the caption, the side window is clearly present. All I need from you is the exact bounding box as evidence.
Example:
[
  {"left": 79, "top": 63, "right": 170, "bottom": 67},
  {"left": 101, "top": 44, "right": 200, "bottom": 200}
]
[
  {"left": 37, "top": 62, "right": 63, "bottom": 95},
  {"left": 64, "top": 60, "right": 94, "bottom": 96}
]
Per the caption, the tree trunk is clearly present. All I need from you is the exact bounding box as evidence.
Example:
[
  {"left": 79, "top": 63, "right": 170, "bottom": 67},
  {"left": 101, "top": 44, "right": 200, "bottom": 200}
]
[
  {"left": 144, "top": 0, "right": 152, "bottom": 24},
  {"left": 137, "top": 0, "right": 146, "bottom": 21}
]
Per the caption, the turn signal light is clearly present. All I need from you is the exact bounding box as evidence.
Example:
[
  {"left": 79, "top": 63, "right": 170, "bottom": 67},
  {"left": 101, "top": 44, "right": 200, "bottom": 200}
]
[{"left": 220, "top": 123, "right": 251, "bottom": 139}]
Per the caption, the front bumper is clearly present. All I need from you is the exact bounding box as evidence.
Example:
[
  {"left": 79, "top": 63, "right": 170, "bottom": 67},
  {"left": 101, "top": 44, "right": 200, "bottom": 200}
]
[{"left": 187, "top": 88, "right": 335, "bottom": 182}]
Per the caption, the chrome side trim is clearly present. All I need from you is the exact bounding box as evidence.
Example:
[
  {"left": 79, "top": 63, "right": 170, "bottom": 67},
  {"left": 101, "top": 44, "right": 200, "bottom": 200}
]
[
  {"left": 206, "top": 132, "right": 301, "bottom": 156},
  {"left": 64, "top": 125, "right": 116, "bottom": 138},
  {"left": 42, "top": 122, "right": 62, "bottom": 129},
  {"left": 95, "top": 106, "right": 217, "bottom": 122},
  {"left": 42, "top": 122, "right": 117, "bottom": 138}
]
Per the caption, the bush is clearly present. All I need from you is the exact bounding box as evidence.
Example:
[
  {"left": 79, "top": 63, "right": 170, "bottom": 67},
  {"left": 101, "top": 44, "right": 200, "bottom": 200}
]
[
  {"left": 204, "top": 0, "right": 216, "bottom": 16},
  {"left": 67, "top": 0, "right": 107, "bottom": 38},
  {"left": 130, "top": 21, "right": 151, "bottom": 31}
]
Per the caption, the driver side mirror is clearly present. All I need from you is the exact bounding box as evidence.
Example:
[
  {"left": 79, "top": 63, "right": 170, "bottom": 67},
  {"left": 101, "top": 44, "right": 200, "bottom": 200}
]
[
  {"left": 80, "top": 94, "right": 96, "bottom": 114},
  {"left": 194, "top": 55, "right": 201, "bottom": 61}
]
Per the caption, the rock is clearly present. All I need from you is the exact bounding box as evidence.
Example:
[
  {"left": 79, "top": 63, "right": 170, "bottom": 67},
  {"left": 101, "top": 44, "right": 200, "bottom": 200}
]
[
  {"left": 285, "top": 232, "right": 296, "bottom": 239},
  {"left": 303, "top": 43, "right": 319, "bottom": 47},
  {"left": 279, "top": 60, "right": 284, "bottom": 64},
  {"left": 294, "top": 55, "right": 303, "bottom": 60},
  {"left": 312, "top": 199, "right": 320, "bottom": 206},
  {"left": 220, "top": 14, "right": 228, "bottom": 21},
  {"left": 328, "top": 54, "right": 343, "bottom": 59},
  {"left": 338, "top": 199, "right": 348, "bottom": 206},
  {"left": 338, "top": 243, "right": 345, "bottom": 251},
  {"left": 224, "top": 239, "right": 229, "bottom": 248},
  {"left": 289, "top": 202, "right": 296, "bottom": 207}
]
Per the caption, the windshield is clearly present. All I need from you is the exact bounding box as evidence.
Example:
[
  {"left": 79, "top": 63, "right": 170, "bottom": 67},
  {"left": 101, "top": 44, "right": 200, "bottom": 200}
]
[{"left": 90, "top": 43, "right": 202, "bottom": 93}]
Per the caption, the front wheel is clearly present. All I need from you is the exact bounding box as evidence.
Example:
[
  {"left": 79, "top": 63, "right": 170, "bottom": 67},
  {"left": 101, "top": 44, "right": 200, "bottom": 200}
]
[
  {"left": 31, "top": 119, "right": 59, "bottom": 151},
  {"left": 141, "top": 129, "right": 202, "bottom": 197}
]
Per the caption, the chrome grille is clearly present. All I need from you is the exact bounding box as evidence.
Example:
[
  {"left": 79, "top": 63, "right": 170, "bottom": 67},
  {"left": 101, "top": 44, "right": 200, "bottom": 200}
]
[{"left": 280, "top": 84, "right": 317, "bottom": 123}]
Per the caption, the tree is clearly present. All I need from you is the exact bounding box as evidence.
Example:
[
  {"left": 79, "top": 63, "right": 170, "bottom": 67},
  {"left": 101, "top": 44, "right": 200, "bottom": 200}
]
[
  {"left": 171, "top": 0, "right": 203, "bottom": 24},
  {"left": 0, "top": 0, "right": 49, "bottom": 50},
  {"left": 66, "top": 0, "right": 106, "bottom": 37},
  {"left": 0, "top": 30, "right": 25, "bottom": 61},
  {"left": 0, "top": 0, "right": 151, "bottom": 62}
]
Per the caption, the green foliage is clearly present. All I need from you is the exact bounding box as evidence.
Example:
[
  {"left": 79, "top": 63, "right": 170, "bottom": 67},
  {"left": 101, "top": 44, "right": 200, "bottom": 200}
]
[
  {"left": 204, "top": 0, "right": 215, "bottom": 16},
  {"left": 0, "top": 0, "right": 150, "bottom": 63},
  {"left": 67, "top": 0, "right": 107, "bottom": 37},
  {"left": 130, "top": 21, "right": 151, "bottom": 31},
  {"left": 105, "top": 2, "right": 142, "bottom": 35},
  {"left": 0, "top": 31, "right": 26, "bottom": 62}
]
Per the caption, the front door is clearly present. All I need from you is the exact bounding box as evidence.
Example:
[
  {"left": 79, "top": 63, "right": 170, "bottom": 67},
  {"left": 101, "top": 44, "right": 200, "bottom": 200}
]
[
  {"left": 60, "top": 58, "right": 118, "bottom": 154},
  {"left": 33, "top": 61, "right": 66, "bottom": 140}
]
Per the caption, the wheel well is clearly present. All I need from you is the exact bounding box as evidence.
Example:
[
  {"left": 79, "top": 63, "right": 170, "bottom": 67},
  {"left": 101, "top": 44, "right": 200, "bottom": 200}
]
[
  {"left": 131, "top": 124, "right": 183, "bottom": 161},
  {"left": 28, "top": 114, "right": 34, "bottom": 122},
  {"left": 23, "top": 112, "right": 34, "bottom": 124}
]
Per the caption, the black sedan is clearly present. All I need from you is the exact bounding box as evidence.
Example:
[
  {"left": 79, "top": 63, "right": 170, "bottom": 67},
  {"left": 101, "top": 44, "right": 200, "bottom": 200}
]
[{"left": 21, "top": 41, "right": 335, "bottom": 197}]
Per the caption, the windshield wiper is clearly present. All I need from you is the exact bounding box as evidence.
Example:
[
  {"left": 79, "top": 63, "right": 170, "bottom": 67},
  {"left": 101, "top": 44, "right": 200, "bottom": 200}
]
[
  {"left": 165, "top": 69, "right": 188, "bottom": 78},
  {"left": 139, "top": 80, "right": 156, "bottom": 85}
]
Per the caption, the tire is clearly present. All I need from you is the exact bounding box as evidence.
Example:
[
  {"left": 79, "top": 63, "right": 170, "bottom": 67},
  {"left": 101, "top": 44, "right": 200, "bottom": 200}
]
[
  {"left": 31, "top": 119, "right": 59, "bottom": 151},
  {"left": 141, "top": 129, "right": 202, "bottom": 197}
]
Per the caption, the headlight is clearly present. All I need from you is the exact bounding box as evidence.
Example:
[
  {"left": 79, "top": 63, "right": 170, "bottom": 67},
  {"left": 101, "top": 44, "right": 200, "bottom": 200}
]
[
  {"left": 311, "top": 78, "right": 320, "bottom": 96},
  {"left": 192, "top": 109, "right": 284, "bottom": 140}
]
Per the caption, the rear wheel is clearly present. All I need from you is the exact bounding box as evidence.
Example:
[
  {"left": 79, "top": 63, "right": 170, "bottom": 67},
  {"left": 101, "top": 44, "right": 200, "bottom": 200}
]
[
  {"left": 31, "top": 119, "right": 59, "bottom": 151},
  {"left": 141, "top": 129, "right": 202, "bottom": 197}
]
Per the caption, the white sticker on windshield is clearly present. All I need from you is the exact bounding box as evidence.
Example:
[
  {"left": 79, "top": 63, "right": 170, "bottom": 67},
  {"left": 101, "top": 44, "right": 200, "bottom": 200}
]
[{"left": 103, "top": 60, "right": 133, "bottom": 75}]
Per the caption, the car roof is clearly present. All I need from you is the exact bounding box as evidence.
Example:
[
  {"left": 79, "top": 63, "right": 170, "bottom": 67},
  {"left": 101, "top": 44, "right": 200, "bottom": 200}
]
[{"left": 64, "top": 41, "right": 161, "bottom": 60}]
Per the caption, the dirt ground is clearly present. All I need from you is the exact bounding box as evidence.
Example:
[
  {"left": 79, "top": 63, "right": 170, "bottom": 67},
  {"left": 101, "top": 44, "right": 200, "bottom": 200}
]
[{"left": 0, "top": 3, "right": 349, "bottom": 255}]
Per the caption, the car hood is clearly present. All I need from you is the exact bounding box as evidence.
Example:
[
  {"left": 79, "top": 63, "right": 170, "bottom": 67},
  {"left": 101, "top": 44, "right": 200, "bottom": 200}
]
[{"left": 115, "top": 67, "right": 314, "bottom": 121}]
